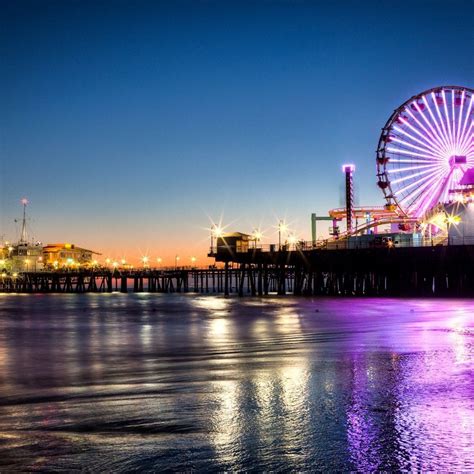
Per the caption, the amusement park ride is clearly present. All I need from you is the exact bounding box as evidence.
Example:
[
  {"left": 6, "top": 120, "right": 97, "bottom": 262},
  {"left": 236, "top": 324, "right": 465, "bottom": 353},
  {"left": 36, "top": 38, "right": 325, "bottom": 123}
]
[{"left": 323, "top": 85, "right": 474, "bottom": 247}]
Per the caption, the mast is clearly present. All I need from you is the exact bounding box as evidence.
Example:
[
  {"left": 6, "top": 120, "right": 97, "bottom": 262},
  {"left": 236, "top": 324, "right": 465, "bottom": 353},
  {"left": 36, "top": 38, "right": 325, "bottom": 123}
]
[{"left": 20, "top": 198, "right": 28, "bottom": 244}]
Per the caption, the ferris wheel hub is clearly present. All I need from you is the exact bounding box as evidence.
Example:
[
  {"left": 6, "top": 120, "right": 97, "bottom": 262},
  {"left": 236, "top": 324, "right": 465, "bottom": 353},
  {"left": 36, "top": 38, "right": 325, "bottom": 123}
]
[{"left": 449, "top": 155, "right": 467, "bottom": 167}]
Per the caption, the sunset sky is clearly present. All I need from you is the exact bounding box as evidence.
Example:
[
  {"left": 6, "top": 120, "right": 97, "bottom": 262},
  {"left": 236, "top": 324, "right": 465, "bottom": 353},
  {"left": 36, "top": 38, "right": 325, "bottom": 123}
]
[{"left": 1, "top": 0, "right": 472, "bottom": 265}]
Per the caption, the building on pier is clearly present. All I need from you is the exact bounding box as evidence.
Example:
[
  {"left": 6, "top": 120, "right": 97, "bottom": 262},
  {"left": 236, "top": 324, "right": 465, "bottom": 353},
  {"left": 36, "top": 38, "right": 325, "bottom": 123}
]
[
  {"left": 216, "top": 232, "right": 253, "bottom": 255},
  {"left": 42, "top": 243, "right": 100, "bottom": 269}
]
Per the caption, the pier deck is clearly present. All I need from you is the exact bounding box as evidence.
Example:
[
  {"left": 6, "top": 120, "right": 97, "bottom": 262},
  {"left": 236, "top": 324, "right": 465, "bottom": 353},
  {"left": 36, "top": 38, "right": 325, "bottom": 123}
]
[{"left": 2, "top": 243, "right": 474, "bottom": 296}]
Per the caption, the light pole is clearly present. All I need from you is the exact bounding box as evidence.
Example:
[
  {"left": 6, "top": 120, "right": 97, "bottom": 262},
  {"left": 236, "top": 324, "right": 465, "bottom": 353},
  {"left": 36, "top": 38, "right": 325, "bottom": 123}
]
[
  {"left": 253, "top": 229, "right": 262, "bottom": 249},
  {"left": 191, "top": 256, "right": 196, "bottom": 267},
  {"left": 288, "top": 234, "right": 298, "bottom": 250},
  {"left": 156, "top": 257, "right": 162, "bottom": 268},
  {"left": 211, "top": 224, "right": 223, "bottom": 254},
  {"left": 278, "top": 220, "right": 287, "bottom": 250},
  {"left": 211, "top": 224, "right": 215, "bottom": 253},
  {"left": 175, "top": 255, "right": 180, "bottom": 269}
]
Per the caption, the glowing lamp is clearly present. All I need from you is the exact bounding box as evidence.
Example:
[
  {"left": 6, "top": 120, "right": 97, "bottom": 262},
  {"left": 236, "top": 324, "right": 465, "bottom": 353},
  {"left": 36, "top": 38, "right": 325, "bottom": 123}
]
[
  {"left": 342, "top": 164, "right": 355, "bottom": 173},
  {"left": 288, "top": 235, "right": 298, "bottom": 245},
  {"left": 212, "top": 226, "right": 223, "bottom": 238},
  {"left": 447, "top": 215, "right": 461, "bottom": 225}
]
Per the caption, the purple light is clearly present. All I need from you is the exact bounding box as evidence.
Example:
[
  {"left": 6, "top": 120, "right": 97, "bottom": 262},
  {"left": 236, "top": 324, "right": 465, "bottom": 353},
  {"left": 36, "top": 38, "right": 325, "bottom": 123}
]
[
  {"left": 379, "top": 86, "right": 473, "bottom": 217},
  {"left": 342, "top": 164, "right": 355, "bottom": 173},
  {"left": 449, "top": 155, "right": 467, "bottom": 166}
]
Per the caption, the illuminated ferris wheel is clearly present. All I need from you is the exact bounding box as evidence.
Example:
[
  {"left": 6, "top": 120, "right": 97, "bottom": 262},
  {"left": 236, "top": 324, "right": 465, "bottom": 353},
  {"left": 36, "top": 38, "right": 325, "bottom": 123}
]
[{"left": 376, "top": 86, "right": 474, "bottom": 218}]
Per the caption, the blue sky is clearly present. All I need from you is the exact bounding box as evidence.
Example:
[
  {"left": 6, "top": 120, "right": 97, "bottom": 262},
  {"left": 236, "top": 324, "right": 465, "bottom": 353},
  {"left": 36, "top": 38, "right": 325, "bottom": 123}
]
[{"left": 1, "top": 0, "right": 472, "bottom": 262}]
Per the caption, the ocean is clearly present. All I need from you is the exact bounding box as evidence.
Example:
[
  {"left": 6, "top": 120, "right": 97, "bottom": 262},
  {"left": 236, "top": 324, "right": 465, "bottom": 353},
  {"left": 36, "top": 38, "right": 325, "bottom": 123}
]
[{"left": 0, "top": 294, "right": 472, "bottom": 471}]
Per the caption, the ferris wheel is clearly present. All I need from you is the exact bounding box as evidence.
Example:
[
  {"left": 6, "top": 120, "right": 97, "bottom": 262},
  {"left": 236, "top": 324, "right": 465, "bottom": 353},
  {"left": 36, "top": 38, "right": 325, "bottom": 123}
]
[{"left": 376, "top": 86, "right": 474, "bottom": 218}]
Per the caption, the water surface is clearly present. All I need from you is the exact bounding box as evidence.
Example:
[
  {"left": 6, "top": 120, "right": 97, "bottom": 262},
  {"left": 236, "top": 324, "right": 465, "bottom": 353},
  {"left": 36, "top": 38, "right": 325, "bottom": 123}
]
[{"left": 0, "top": 294, "right": 472, "bottom": 471}]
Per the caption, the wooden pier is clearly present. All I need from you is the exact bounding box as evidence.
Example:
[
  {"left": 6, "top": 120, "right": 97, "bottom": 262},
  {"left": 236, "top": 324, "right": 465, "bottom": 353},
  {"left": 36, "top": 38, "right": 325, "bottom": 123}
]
[{"left": 3, "top": 243, "right": 474, "bottom": 296}]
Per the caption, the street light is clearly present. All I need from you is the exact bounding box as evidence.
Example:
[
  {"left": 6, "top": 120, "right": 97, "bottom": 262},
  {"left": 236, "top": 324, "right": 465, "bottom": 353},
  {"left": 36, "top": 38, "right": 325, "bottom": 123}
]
[
  {"left": 191, "top": 256, "right": 196, "bottom": 267},
  {"left": 211, "top": 224, "right": 223, "bottom": 253},
  {"left": 253, "top": 229, "right": 263, "bottom": 249},
  {"left": 156, "top": 257, "right": 162, "bottom": 268},
  {"left": 288, "top": 234, "right": 298, "bottom": 250},
  {"left": 175, "top": 255, "right": 180, "bottom": 269},
  {"left": 142, "top": 256, "right": 149, "bottom": 268},
  {"left": 278, "top": 220, "right": 287, "bottom": 250}
]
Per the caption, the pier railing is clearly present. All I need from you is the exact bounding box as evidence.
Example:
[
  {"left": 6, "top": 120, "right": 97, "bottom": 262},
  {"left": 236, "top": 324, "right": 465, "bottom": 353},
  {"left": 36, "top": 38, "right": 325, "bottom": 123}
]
[{"left": 209, "top": 234, "right": 456, "bottom": 255}]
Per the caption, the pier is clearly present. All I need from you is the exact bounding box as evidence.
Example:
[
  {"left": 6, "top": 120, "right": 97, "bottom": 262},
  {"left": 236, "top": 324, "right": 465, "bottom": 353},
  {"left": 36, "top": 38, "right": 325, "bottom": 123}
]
[{"left": 3, "top": 242, "right": 474, "bottom": 296}]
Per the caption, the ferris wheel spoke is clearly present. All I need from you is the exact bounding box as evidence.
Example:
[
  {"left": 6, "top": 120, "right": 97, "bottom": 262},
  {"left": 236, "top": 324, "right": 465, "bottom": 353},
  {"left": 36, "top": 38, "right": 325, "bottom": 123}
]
[
  {"left": 451, "top": 91, "right": 457, "bottom": 149},
  {"left": 458, "top": 119, "right": 473, "bottom": 154},
  {"left": 388, "top": 137, "right": 442, "bottom": 159},
  {"left": 394, "top": 166, "right": 446, "bottom": 198},
  {"left": 388, "top": 158, "right": 438, "bottom": 164},
  {"left": 387, "top": 146, "right": 442, "bottom": 163},
  {"left": 389, "top": 166, "right": 441, "bottom": 186},
  {"left": 458, "top": 94, "right": 474, "bottom": 151},
  {"left": 386, "top": 146, "right": 440, "bottom": 161},
  {"left": 393, "top": 124, "right": 445, "bottom": 157},
  {"left": 455, "top": 90, "right": 466, "bottom": 146},
  {"left": 397, "top": 111, "right": 447, "bottom": 156},
  {"left": 398, "top": 169, "right": 442, "bottom": 205},
  {"left": 421, "top": 95, "right": 451, "bottom": 150},
  {"left": 458, "top": 135, "right": 471, "bottom": 156},
  {"left": 398, "top": 172, "right": 446, "bottom": 214},
  {"left": 410, "top": 172, "right": 448, "bottom": 216},
  {"left": 387, "top": 163, "right": 440, "bottom": 175},
  {"left": 408, "top": 103, "right": 449, "bottom": 154},
  {"left": 442, "top": 89, "right": 455, "bottom": 149},
  {"left": 432, "top": 92, "right": 453, "bottom": 151}
]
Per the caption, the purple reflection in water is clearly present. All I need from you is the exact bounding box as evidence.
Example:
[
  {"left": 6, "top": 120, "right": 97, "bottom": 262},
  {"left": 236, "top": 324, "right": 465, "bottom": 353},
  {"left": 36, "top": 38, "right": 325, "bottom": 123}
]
[{"left": 0, "top": 295, "right": 472, "bottom": 471}]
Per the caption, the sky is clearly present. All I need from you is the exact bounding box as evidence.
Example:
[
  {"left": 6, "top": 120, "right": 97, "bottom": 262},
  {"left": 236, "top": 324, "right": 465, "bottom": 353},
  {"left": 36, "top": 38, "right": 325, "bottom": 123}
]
[{"left": 1, "top": 0, "right": 473, "bottom": 265}]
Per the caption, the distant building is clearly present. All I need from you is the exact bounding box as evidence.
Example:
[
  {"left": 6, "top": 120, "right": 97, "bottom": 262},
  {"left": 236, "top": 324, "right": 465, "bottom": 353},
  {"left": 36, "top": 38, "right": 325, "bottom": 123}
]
[
  {"left": 0, "top": 242, "right": 44, "bottom": 273},
  {"left": 42, "top": 243, "right": 100, "bottom": 269},
  {"left": 216, "top": 232, "right": 252, "bottom": 256}
]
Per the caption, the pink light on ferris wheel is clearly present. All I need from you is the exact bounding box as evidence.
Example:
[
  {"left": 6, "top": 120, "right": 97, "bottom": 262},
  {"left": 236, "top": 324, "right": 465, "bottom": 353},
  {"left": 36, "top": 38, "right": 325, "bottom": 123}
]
[{"left": 376, "top": 86, "right": 474, "bottom": 218}]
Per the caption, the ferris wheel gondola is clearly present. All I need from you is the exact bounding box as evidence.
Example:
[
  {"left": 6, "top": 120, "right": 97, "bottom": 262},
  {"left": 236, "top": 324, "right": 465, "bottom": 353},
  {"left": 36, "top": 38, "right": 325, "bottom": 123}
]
[{"left": 376, "top": 86, "right": 474, "bottom": 218}]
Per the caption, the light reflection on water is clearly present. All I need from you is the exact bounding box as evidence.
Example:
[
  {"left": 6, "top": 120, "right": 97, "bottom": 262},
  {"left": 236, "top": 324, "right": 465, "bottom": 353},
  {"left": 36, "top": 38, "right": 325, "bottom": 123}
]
[{"left": 0, "top": 294, "right": 472, "bottom": 471}]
